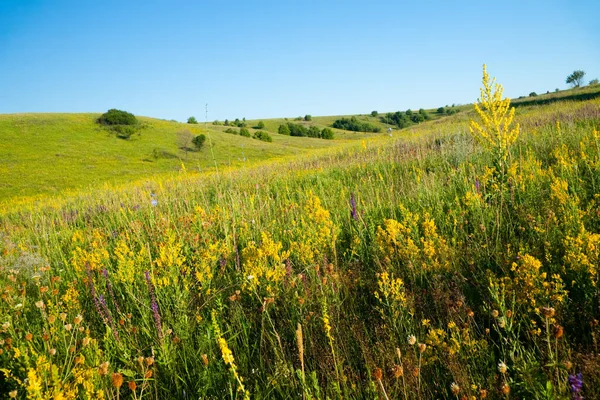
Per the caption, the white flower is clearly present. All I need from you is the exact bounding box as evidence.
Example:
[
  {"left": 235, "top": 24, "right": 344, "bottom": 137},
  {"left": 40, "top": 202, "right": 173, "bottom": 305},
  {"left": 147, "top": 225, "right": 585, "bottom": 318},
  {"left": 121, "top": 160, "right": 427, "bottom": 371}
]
[
  {"left": 407, "top": 335, "right": 417, "bottom": 345},
  {"left": 450, "top": 382, "right": 460, "bottom": 395},
  {"left": 247, "top": 275, "right": 254, "bottom": 280},
  {"left": 498, "top": 361, "right": 508, "bottom": 374},
  {"left": 14, "top": 303, "right": 23, "bottom": 310}
]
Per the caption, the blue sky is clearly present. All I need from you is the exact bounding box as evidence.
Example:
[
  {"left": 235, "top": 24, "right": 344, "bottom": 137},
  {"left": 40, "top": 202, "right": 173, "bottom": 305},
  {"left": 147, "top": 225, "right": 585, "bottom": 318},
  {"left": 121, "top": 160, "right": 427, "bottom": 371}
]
[{"left": 1, "top": 0, "right": 598, "bottom": 121}]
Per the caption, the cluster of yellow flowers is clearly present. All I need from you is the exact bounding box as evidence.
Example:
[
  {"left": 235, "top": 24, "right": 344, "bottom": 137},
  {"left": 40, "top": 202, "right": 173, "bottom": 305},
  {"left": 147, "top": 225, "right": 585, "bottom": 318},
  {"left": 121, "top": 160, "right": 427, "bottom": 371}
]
[
  {"left": 469, "top": 64, "right": 520, "bottom": 163},
  {"left": 242, "top": 232, "right": 289, "bottom": 297},
  {"left": 376, "top": 208, "right": 451, "bottom": 274}
]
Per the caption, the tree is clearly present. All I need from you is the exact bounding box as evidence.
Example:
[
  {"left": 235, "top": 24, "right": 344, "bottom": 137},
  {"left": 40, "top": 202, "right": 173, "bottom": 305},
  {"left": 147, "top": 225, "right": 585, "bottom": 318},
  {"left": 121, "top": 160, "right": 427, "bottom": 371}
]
[
  {"left": 371, "top": 111, "right": 378, "bottom": 117},
  {"left": 256, "top": 121, "right": 265, "bottom": 129},
  {"left": 187, "top": 116, "right": 198, "bottom": 124},
  {"left": 98, "top": 109, "right": 138, "bottom": 126},
  {"left": 566, "top": 70, "right": 585, "bottom": 88},
  {"left": 589, "top": 78, "right": 599, "bottom": 86},
  {"left": 304, "top": 115, "right": 312, "bottom": 121},
  {"left": 177, "top": 130, "right": 195, "bottom": 159}
]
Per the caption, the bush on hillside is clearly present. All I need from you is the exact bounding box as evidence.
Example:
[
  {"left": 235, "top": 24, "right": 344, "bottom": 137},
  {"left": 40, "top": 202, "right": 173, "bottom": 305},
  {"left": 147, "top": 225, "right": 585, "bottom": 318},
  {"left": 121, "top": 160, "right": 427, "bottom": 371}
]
[
  {"left": 193, "top": 134, "right": 206, "bottom": 149},
  {"left": 239, "top": 128, "right": 251, "bottom": 137},
  {"left": 278, "top": 124, "right": 291, "bottom": 135},
  {"left": 255, "top": 121, "right": 265, "bottom": 129},
  {"left": 253, "top": 131, "right": 272, "bottom": 142},
  {"left": 371, "top": 111, "right": 378, "bottom": 117},
  {"left": 304, "top": 115, "right": 312, "bottom": 121},
  {"left": 188, "top": 116, "right": 198, "bottom": 124},
  {"left": 321, "top": 127, "right": 334, "bottom": 140},
  {"left": 97, "top": 109, "right": 138, "bottom": 126}
]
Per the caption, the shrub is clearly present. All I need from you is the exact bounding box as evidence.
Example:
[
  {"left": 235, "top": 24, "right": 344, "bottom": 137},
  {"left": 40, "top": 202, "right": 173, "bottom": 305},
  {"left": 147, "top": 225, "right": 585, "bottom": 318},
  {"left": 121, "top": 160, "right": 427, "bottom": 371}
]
[
  {"left": 97, "top": 109, "right": 138, "bottom": 126},
  {"left": 590, "top": 79, "right": 599, "bottom": 86},
  {"left": 253, "top": 131, "right": 272, "bottom": 142},
  {"left": 437, "top": 107, "right": 446, "bottom": 114},
  {"left": 529, "top": 92, "right": 538, "bottom": 97},
  {"left": 225, "top": 128, "right": 237, "bottom": 134},
  {"left": 332, "top": 117, "right": 381, "bottom": 132},
  {"left": 321, "top": 127, "right": 334, "bottom": 139},
  {"left": 278, "top": 124, "right": 291, "bottom": 135},
  {"left": 212, "top": 120, "right": 222, "bottom": 125},
  {"left": 224, "top": 119, "right": 230, "bottom": 126},
  {"left": 188, "top": 116, "right": 198, "bottom": 124},
  {"left": 304, "top": 115, "right": 312, "bottom": 121},
  {"left": 287, "top": 123, "right": 309, "bottom": 137},
  {"left": 308, "top": 126, "right": 321, "bottom": 138},
  {"left": 112, "top": 125, "right": 137, "bottom": 139},
  {"left": 239, "top": 128, "right": 251, "bottom": 137},
  {"left": 193, "top": 134, "right": 206, "bottom": 149},
  {"left": 256, "top": 121, "right": 265, "bottom": 129},
  {"left": 371, "top": 111, "right": 378, "bottom": 117}
]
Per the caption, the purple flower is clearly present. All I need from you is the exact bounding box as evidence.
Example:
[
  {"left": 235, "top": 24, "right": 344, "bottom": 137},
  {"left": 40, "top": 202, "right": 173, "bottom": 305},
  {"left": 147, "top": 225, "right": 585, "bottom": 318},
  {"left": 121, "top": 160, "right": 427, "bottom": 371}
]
[
  {"left": 145, "top": 271, "right": 162, "bottom": 338},
  {"left": 350, "top": 193, "right": 358, "bottom": 221},
  {"left": 569, "top": 373, "right": 583, "bottom": 400},
  {"left": 103, "top": 268, "right": 121, "bottom": 315}
]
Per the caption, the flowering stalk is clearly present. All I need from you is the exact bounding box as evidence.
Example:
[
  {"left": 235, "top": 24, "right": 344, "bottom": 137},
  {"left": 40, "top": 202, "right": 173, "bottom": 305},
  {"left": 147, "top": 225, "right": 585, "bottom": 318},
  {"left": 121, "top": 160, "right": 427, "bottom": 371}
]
[{"left": 145, "top": 271, "right": 162, "bottom": 339}]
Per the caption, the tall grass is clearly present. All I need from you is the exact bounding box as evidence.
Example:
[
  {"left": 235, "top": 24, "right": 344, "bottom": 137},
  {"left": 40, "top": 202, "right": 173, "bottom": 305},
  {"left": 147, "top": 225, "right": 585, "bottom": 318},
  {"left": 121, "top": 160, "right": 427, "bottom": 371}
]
[{"left": 1, "top": 71, "right": 600, "bottom": 399}]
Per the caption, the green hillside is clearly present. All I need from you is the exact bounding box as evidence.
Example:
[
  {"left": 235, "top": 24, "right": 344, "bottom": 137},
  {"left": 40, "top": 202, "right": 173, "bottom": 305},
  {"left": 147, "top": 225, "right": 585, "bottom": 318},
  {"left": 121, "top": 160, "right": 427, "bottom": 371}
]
[{"left": 2, "top": 85, "right": 598, "bottom": 205}]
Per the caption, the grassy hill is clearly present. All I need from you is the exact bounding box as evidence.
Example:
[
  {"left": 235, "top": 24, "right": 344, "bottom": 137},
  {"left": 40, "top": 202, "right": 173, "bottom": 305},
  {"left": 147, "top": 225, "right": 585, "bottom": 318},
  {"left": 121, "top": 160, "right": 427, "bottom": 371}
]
[
  {"left": 2, "top": 85, "right": 598, "bottom": 205},
  {"left": 1, "top": 76, "right": 600, "bottom": 398}
]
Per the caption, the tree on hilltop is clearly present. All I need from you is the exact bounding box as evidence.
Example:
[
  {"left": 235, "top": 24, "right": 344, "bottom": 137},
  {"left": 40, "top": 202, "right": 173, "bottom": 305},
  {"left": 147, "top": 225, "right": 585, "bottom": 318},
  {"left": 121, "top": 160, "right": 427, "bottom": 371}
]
[{"left": 566, "top": 70, "right": 585, "bottom": 88}]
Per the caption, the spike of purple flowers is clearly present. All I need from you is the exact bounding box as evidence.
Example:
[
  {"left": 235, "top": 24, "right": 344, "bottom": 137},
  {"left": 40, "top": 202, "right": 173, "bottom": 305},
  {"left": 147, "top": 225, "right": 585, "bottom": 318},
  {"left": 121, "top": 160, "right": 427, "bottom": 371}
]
[
  {"left": 102, "top": 268, "right": 121, "bottom": 315},
  {"left": 145, "top": 270, "right": 163, "bottom": 339},
  {"left": 87, "top": 263, "right": 107, "bottom": 323},
  {"left": 568, "top": 373, "right": 583, "bottom": 400},
  {"left": 350, "top": 193, "right": 358, "bottom": 221}
]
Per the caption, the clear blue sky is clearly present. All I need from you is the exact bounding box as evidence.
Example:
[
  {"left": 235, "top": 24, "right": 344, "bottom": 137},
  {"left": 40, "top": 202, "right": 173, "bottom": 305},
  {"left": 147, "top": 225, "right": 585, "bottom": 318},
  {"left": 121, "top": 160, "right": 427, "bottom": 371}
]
[{"left": 1, "top": 0, "right": 598, "bottom": 121}]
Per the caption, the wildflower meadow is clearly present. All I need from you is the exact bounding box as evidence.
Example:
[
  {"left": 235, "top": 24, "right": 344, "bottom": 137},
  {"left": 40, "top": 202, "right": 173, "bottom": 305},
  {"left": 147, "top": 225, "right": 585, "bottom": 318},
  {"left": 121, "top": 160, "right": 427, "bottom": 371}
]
[{"left": 1, "top": 66, "right": 600, "bottom": 399}]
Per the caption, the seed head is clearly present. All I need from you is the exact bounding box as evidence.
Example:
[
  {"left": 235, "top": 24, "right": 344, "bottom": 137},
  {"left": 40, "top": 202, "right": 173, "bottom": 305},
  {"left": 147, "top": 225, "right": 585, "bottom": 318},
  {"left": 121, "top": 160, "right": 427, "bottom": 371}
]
[
  {"left": 408, "top": 335, "right": 417, "bottom": 345},
  {"left": 112, "top": 373, "right": 124, "bottom": 389}
]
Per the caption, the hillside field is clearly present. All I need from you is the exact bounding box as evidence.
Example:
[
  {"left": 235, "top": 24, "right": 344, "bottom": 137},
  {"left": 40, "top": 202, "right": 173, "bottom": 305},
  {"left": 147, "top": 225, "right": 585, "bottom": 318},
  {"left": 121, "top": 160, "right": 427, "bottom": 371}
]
[{"left": 1, "top": 78, "right": 600, "bottom": 399}]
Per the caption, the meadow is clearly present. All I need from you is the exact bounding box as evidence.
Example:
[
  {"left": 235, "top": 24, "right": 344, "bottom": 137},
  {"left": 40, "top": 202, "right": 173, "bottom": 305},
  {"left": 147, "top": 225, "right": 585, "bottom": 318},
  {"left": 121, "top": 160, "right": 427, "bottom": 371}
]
[{"left": 1, "top": 69, "right": 600, "bottom": 399}]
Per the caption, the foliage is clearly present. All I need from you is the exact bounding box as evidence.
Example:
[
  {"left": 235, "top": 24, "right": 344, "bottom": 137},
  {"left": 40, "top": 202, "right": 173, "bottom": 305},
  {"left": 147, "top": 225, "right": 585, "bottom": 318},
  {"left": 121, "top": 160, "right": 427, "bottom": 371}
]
[
  {"left": 97, "top": 109, "right": 138, "bottom": 126},
  {"left": 321, "top": 127, "right": 334, "bottom": 140},
  {"left": 590, "top": 78, "right": 599, "bottom": 86},
  {"left": 187, "top": 116, "right": 198, "bottom": 124},
  {"left": 3, "top": 68, "right": 600, "bottom": 400},
  {"left": 332, "top": 116, "right": 381, "bottom": 132},
  {"left": 192, "top": 134, "right": 206, "bottom": 149},
  {"left": 255, "top": 121, "right": 265, "bottom": 129},
  {"left": 278, "top": 124, "right": 291, "bottom": 135},
  {"left": 529, "top": 92, "right": 538, "bottom": 97},
  {"left": 252, "top": 130, "right": 272, "bottom": 142},
  {"left": 304, "top": 115, "right": 312, "bottom": 121},
  {"left": 239, "top": 128, "right": 251, "bottom": 137},
  {"left": 371, "top": 111, "right": 378, "bottom": 117},
  {"left": 566, "top": 70, "right": 586, "bottom": 87}
]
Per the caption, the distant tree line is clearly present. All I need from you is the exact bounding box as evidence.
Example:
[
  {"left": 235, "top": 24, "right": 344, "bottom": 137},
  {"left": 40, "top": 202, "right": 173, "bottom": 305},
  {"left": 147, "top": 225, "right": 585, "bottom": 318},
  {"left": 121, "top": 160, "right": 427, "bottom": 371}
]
[
  {"left": 380, "top": 109, "right": 431, "bottom": 129},
  {"left": 332, "top": 117, "right": 381, "bottom": 132},
  {"left": 278, "top": 123, "right": 334, "bottom": 139}
]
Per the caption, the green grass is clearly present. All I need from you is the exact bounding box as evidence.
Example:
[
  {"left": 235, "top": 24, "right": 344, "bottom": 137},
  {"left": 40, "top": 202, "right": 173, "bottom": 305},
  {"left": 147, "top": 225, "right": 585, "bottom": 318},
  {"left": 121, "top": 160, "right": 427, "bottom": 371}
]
[{"left": 1, "top": 78, "right": 600, "bottom": 399}]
